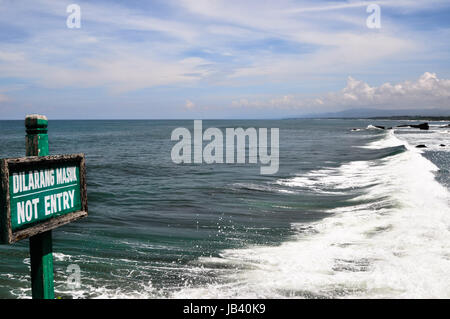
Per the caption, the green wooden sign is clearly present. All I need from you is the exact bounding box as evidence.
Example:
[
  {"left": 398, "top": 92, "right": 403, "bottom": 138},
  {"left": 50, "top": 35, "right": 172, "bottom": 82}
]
[{"left": 0, "top": 154, "right": 87, "bottom": 244}]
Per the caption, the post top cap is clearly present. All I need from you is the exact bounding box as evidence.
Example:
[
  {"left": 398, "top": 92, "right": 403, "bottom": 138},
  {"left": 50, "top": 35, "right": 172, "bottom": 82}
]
[
  {"left": 26, "top": 114, "right": 48, "bottom": 121},
  {"left": 25, "top": 114, "right": 48, "bottom": 131}
]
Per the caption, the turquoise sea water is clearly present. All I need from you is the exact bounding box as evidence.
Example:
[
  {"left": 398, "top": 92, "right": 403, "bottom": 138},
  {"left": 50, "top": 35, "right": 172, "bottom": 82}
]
[{"left": 0, "top": 119, "right": 449, "bottom": 298}]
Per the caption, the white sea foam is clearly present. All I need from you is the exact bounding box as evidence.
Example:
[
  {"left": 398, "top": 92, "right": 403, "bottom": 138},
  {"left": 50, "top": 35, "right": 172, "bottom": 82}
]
[
  {"left": 275, "top": 162, "right": 373, "bottom": 194},
  {"left": 361, "top": 130, "right": 404, "bottom": 149},
  {"left": 172, "top": 130, "right": 450, "bottom": 299},
  {"left": 366, "top": 125, "right": 385, "bottom": 130}
]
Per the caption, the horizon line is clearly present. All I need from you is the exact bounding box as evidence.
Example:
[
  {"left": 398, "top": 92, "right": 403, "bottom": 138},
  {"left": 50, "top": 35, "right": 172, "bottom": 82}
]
[{"left": 2, "top": 115, "right": 450, "bottom": 121}]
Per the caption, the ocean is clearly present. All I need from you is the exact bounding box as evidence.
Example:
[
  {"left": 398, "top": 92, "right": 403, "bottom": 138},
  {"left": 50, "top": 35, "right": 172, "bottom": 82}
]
[{"left": 0, "top": 119, "right": 449, "bottom": 299}]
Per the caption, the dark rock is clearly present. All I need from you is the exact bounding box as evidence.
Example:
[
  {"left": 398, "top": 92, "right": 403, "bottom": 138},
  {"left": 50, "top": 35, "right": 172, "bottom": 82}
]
[
  {"left": 374, "top": 125, "right": 385, "bottom": 130},
  {"left": 396, "top": 123, "right": 429, "bottom": 130},
  {"left": 410, "top": 123, "right": 429, "bottom": 130},
  {"left": 416, "top": 144, "right": 427, "bottom": 148},
  {"left": 440, "top": 144, "right": 446, "bottom": 147}
]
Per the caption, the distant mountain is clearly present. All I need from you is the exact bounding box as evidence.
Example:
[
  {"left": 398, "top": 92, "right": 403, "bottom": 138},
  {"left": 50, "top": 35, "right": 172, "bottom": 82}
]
[{"left": 297, "top": 108, "right": 450, "bottom": 119}]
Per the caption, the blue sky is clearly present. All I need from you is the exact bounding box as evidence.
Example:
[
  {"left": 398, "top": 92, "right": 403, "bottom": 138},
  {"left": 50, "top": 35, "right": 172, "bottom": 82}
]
[{"left": 0, "top": 0, "right": 450, "bottom": 119}]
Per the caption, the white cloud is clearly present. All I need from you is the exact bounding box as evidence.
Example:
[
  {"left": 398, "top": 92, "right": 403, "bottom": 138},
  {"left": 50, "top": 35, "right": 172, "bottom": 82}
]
[
  {"left": 324, "top": 72, "right": 450, "bottom": 109},
  {"left": 185, "top": 99, "right": 195, "bottom": 110},
  {"left": 231, "top": 72, "right": 450, "bottom": 111}
]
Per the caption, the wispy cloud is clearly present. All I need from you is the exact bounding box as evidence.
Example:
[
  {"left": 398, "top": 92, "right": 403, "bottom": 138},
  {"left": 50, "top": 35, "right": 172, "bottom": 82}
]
[
  {"left": 0, "top": 0, "right": 449, "bottom": 118},
  {"left": 231, "top": 72, "right": 450, "bottom": 112},
  {"left": 0, "top": 94, "right": 9, "bottom": 103}
]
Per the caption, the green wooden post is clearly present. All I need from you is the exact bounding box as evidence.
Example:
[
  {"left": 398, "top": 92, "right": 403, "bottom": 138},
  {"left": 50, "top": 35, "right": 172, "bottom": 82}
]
[{"left": 25, "top": 114, "right": 55, "bottom": 299}]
